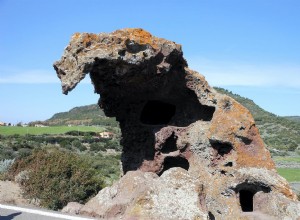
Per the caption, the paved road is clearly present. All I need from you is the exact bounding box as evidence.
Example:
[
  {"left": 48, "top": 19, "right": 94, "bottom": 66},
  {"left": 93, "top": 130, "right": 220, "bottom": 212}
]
[{"left": 0, "top": 204, "right": 94, "bottom": 220}]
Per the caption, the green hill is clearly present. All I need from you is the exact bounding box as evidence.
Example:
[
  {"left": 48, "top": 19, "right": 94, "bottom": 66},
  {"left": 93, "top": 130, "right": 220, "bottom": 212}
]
[
  {"left": 45, "top": 104, "right": 119, "bottom": 127},
  {"left": 284, "top": 116, "right": 300, "bottom": 123},
  {"left": 44, "top": 88, "right": 300, "bottom": 152}
]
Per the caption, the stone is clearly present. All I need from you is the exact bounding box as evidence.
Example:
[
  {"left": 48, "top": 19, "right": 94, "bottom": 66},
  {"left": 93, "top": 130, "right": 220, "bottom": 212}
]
[
  {"left": 61, "top": 202, "right": 83, "bottom": 215},
  {"left": 80, "top": 169, "right": 207, "bottom": 220},
  {"left": 54, "top": 28, "right": 300, "bottom": 219}
]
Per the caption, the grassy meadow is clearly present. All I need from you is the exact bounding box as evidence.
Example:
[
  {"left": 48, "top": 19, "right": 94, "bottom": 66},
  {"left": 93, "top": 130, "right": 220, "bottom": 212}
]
[
  {"left": 0, "top": 126, "right": 105, "bottom": 136},
  {"left": 273, "top": 156, "right": 300, "bottom": 163},
  {"left": 277, "top": 168, "right": 300, "bottom": 182}
]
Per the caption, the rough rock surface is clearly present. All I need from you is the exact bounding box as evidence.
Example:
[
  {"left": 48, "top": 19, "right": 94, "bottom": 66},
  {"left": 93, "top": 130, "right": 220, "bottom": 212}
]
[
  {"left": 0, "top": 180, "right": 29, "bottom": 206},
  {"left": 61, "top": 202, "right": 83, "bottom": 215},
  {"left": 54, "top": 28, "right": 300, "bottom": 219}
]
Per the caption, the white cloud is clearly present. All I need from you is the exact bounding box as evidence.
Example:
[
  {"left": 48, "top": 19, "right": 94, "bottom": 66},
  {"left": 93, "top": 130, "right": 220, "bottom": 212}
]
[
  {"left": 187, "top": 57, "right": 300, "bottom": 88},
  {"left": 0, "top": 68, "right": 91, "bottom": 84}
]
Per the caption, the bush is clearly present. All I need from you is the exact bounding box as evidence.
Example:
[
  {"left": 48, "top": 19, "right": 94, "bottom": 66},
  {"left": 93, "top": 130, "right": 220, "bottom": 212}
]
[
  {"left": 18, "top": 148, "right": 32, "bottom": 158},
  {"left": 90, "top": 142, "right": 105, "bottom": 152},
  {"left": 59, "top": 140, "right": 72, "bottom": 150},
  {"left": 0, "top": 159, "right": 15, "bottom": 174},
  {"left": 8, "top": 148, "right": 104, "bottom": 210},
  {"left": 72, "top": 140, "right": 86, "bottom": 151}
]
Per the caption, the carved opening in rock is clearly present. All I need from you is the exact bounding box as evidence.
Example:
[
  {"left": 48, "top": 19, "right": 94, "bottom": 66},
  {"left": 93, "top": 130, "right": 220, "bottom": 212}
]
[
  {"left": 159, "top": 156, "right": 189, "bottom": 176},
  {"left": 140, "top": 100, "right": 176, "bottom": 125},
  {"left": 239, "top": 190, "right": 254, "bottom": 212},
  {"left": 234, "top": 183, "right": 271, "bottom": 213},
  {"left": 224, "top": 162, "right": 233, "bottom": 167},
  {"left": 161, "top": 133, "right": 178, "bottom": 153},
  {"left": 210, "top": 140, "right": 233, "bottom": 156},
  {"left": 208, "top": 212, "right": 216, "bottom": 220}
]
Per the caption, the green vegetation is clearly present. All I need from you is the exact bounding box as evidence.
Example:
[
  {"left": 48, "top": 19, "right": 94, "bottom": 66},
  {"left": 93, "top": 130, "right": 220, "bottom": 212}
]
[
  {"left": 273, "top": 157, "right": 300, "bottom": 163},
  {"left": 0, "top": 126, "right": 121, "bottom": 210},
  {"left": 45, "top": 104, "right": 119, "bottom": 127},
  {"left": 0, "top": 126, "right": 104, "bottom": 136},
  {"left": 7, "top": 148, "right": 104, "bottom": 210},
  {"left": 277, "top": 168, "right": 300, "bottom": 182},
  {"left": 284, "top": 116, "right": 300, "bottom": 123},
  {"left": 215, "top": 87, "right": 300, "bottom": 152}
]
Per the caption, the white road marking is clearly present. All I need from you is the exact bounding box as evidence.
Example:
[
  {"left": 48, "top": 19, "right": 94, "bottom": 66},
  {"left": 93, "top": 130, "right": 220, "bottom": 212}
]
[{"left": 0, "top": 204, "right": 94, "bottom": 220}]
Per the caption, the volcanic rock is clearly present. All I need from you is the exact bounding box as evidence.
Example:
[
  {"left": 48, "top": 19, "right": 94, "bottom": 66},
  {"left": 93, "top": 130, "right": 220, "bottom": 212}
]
[{"left": 54, "top": 28, "right": 300, "bottom": 219}]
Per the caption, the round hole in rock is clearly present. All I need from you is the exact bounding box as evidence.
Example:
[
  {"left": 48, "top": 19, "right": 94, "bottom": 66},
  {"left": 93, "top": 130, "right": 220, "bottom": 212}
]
[
  {"left": 161, "top": 132, "right": 178, "bottom": 154},
  {"left": 158, "top": 156, "right": 189, "bottom": 176},
  {"left": 239, "top": 190, "right": 255, "bottom": 212},
  {"left": 140, "top": 100, "right": 176, "bottom": 125}
]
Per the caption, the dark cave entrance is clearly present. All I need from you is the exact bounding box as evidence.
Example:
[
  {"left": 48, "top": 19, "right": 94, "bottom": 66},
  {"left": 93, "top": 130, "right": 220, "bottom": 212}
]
[
  {"left": 140, "top": 100, "right": 176, "bottom": 125},
  {"left": 239, "top": 190, "right": 255, "bottom": 212},
  {"left": 159, "top": 156, "right": 189, "bottom": 176},
  {"left": 210, "top": 140, "right": 233, "bottom": 157},
  {"left": 161, "top": 133, "right": 178, "bottom": 153},
  {"left": 234, "top": 183, "right": 271, "bottom": 213}
]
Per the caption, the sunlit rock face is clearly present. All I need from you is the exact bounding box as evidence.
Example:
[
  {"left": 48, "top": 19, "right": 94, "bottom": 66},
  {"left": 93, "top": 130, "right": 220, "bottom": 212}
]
[{"left": 54, "top": 28, "right": 300, "bottom": 220}]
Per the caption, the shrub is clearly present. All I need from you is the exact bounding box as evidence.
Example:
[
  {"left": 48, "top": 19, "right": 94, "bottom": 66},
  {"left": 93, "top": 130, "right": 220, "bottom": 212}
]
[
  {"left": 59, "top": 140, "right": 72, "bottom": 150},
  {"left": 8, "top": 148, "right": 104, "bottom": 210},
  {"left": 72, "top": 140, "right": 86, "bottom": 151},
  {"left": 0, "top": 158, "right": 15, "bottom": 174},
  {"left": 90, "top": 142, "right": 105, "bottom": 152},
  {"left": 0, "top": 148, "right": 15, "bottom": 160},
  {"left": 18, "top": 148, "right": 32, "bottom": 158}
]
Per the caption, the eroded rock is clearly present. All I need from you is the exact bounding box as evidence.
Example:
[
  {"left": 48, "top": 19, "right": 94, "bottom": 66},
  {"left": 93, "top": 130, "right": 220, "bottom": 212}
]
[{"left": 54, "top": 28, "right": 300, "bottom": 219}]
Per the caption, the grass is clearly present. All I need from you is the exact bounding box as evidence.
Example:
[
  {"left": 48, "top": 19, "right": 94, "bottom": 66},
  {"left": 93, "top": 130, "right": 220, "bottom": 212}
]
[
  {"left": 277, "top": 168, "right": 300, "bottom": 182},
  {"left": 273, "top": 156, "right": 300, "bottom": 163},
  {"left": 0, "top": 126, "right": 105, "bottom": 135}
]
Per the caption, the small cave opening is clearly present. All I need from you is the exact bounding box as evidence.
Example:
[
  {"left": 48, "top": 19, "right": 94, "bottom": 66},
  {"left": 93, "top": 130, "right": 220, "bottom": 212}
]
[
  {"left": 140, "top": 100, "right": 176, "bottom": 125},
  {"left": 210, "top": 140, "right": 233, "bottom": 157},
  {"left": 239, "top": 190, "right": 255, "bottom": 212},
  {"left": 161, "top": 132, "right": 178, "bottom": 153},
  {"left": 224, "top": 162, "right": 233, "bottom": 167},
  {"left": 158, "top": 156, "right": 189, "bottom": 176},
  {"left": 234, "top": 183, "right": 271, "bottom": 213},
  {"left": 208, "top": 212, "right": 215, "bottom": 220}
]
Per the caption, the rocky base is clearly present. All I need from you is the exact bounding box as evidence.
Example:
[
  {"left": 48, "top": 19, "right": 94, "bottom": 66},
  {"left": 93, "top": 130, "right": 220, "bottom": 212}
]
[{"left": 63, "top": 168, "right": 300, "bottom": 220}]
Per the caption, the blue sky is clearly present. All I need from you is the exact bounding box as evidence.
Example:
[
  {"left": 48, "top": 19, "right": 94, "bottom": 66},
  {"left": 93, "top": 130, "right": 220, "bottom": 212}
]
[{"left": 0, "top": 0, "right": 299, "bottom": 124}]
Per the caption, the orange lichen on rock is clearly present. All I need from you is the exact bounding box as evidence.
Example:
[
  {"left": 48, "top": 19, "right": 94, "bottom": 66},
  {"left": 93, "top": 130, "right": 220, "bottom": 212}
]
[
  {"left": 81, "top": 33, "right": 99, "bottom": 47},
  {"left": 235, "top": 126, "right": 275, "bottom": 169},
  {"left": 114, "top": 28, "right": 159, "bottom": 49},
  {"left": 71, "top": 32, "right": 81, "bottom": 40},
  {"left": 209, "top": 97, "right": 275, "bottom": 170}
]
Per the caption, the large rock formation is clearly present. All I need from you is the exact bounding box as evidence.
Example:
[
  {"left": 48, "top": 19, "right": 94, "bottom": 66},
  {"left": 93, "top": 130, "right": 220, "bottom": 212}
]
[{"left": 54, "top": 28, "right": 300, "bottom": 219}]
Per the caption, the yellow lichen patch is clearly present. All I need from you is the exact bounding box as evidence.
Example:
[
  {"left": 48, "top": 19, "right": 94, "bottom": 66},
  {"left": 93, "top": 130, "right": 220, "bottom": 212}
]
[
  {"left": 128, "top": 194, "right": 153, "bottom": 218},
  {"left": 81, "top": 33, "right": 99, "bottom": 47},
  {"left": 72, "top": 32, "right": 81, "bottom": 40},
  {"left": 121, "top": 28, "right": 159, "bottom": 49},
  {"left": 278, "top": 185, "right": 298, "bottom": 200}
]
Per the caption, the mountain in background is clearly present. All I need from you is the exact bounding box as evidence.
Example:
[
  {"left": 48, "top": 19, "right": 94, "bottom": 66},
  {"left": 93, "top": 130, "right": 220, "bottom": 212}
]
[
  {"left": 45, "top": 87, "right": 300, "bottom": 152},
  {"left": 284, "top": 116, "right": 300, "bottom": 123},
  {"left": 45, "top": 104, "right": 119, "bottom": 127}
]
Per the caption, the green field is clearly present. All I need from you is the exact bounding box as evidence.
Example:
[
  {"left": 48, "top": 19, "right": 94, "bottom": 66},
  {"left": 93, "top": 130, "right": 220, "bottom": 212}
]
[
  {"left": 273, "top": 156, "right": 300, "bottom": 163},
  {"left": 0, "top": 126, "right": 105, "bottom": 135},
  {"left": 277, "top": 168, "right": 300, "bottom": 182}
]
